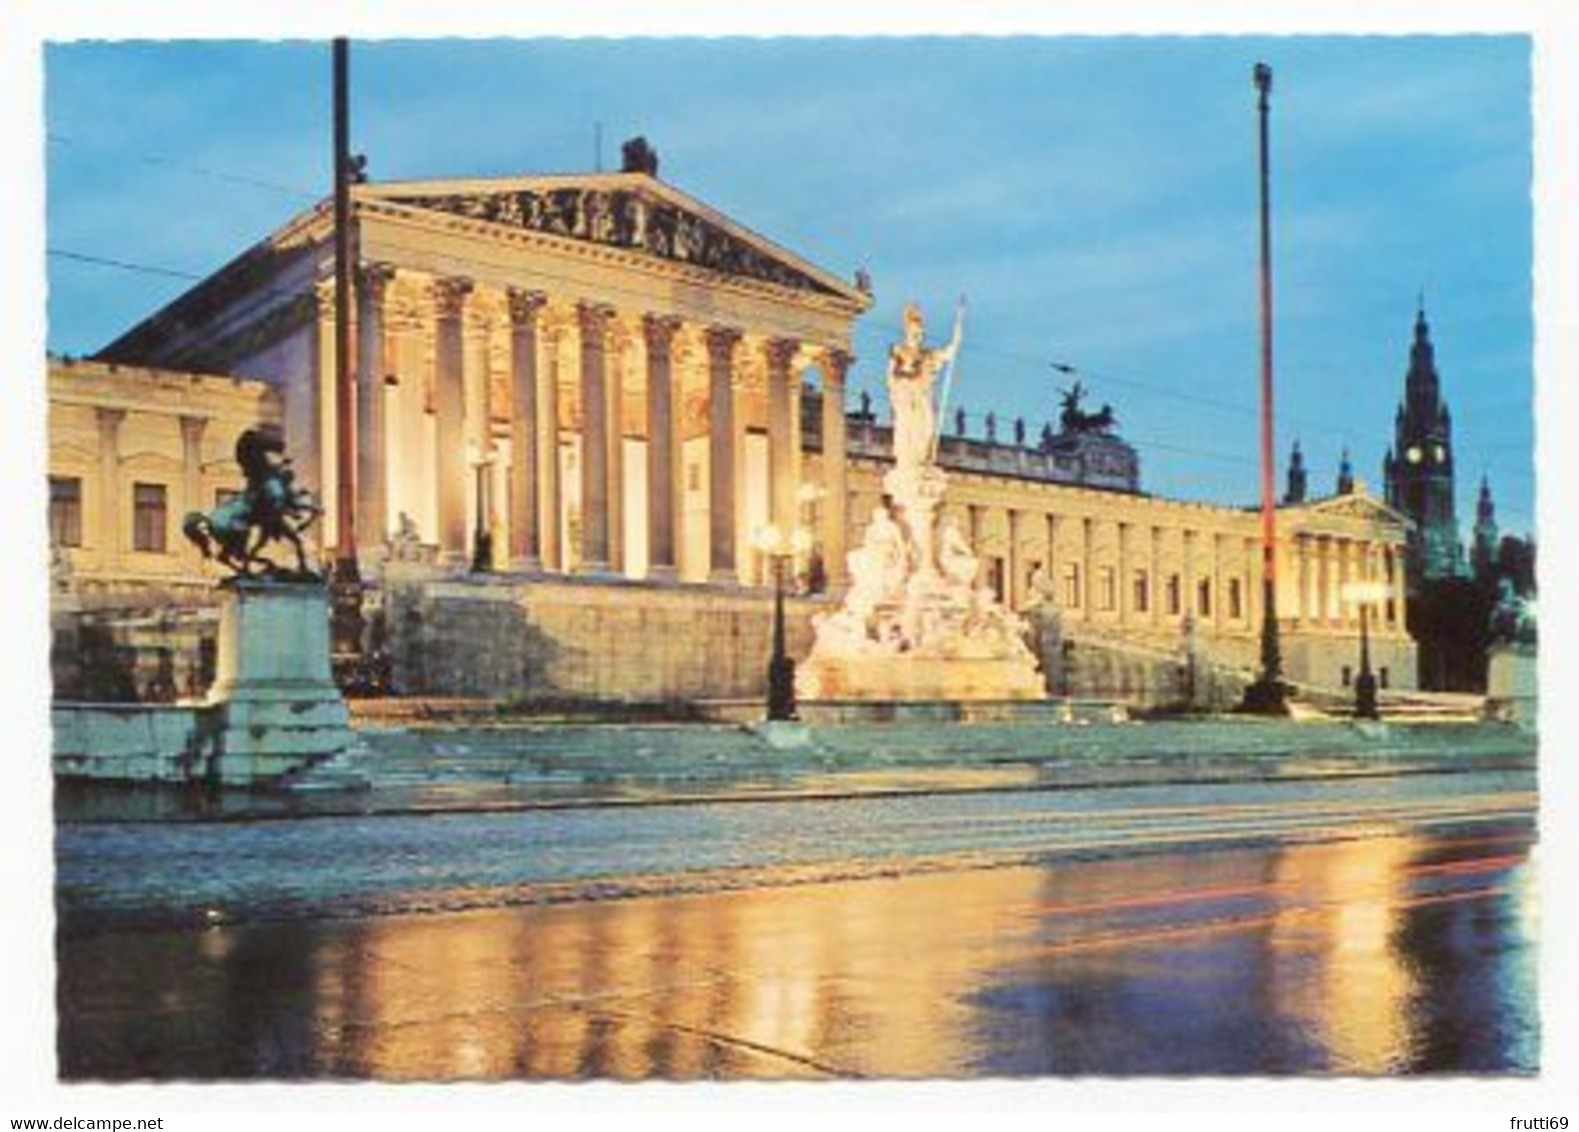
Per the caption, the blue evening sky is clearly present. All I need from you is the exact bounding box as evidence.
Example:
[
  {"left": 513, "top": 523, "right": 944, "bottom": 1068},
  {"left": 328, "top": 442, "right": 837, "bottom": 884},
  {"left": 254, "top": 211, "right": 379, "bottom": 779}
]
[{"left": 44, "top": 37, "right": 1534, "bottom": 535}]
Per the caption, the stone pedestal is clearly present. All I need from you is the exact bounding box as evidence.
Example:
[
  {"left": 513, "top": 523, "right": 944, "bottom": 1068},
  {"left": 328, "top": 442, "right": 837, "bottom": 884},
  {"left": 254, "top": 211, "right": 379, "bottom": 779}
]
[
  {"left": 206, "top": 579, "right": 352, "bottom": 785},
  {"left": 796, "top": 655, "right": 1045, "bottom": 702},
  {"left": 1485, "top": 644, "right": 1537, "bottom": 729}
]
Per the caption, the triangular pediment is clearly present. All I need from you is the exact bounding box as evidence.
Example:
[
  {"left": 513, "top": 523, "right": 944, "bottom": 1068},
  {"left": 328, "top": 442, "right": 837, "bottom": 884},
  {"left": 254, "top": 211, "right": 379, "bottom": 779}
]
[
  {"left": 360, "top": 173, "right": 869, "bottom": 305},
  {"left": 1300, "top": 490, "right": 1412, "bottom": 529}
]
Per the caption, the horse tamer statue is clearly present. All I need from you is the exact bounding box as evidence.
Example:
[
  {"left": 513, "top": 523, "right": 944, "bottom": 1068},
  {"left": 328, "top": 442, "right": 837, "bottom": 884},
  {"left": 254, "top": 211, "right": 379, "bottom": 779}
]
[{"left": 183, "top": 428, "right": 323, "bottom": 580}]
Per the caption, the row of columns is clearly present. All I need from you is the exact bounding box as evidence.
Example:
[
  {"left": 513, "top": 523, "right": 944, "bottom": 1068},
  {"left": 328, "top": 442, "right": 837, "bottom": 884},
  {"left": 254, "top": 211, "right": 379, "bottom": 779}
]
[
  {"left": 1290, "top": 534, "right": 1406, "bottom": 629},
  {"left": 969, "top": 505, "right": 1417, "bottom": 637},
  {"left": 89, "top": 405, "right": 211, "bottom": 567},
  {"left": 349, "top": 266, "right": 852, "bottom": 586}
]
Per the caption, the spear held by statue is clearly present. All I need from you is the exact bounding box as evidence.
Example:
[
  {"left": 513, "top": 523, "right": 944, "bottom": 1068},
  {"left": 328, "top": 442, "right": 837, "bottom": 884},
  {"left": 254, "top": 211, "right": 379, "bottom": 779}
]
[{"left": 930, "top": 294, "right": 967, "bottom": 461}]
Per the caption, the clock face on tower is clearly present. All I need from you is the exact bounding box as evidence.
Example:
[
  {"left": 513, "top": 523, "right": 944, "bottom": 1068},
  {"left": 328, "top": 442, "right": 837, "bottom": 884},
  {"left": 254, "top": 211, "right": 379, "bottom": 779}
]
[
  {"left": 1406, "top": 445, "right": 1423, "bottom": 465},
  {"left": 1433, "top": 444, "right": 1447, "bottom": 463}
]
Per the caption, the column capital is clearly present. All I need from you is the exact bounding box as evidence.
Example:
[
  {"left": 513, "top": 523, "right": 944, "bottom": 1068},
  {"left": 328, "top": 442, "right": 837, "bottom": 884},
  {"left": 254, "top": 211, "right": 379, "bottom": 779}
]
[
  {"left": 355, "top": 260, "right": 397, "bottom": 300},
  {"left": 819, "top": 348, "right": 854, "bottom": 387},
  {"left": 763, "top": 337, "right": 800, "bottom": 373},
  {"left": 312, "top": 276, "right": 338, "bottom": 316},
  {"left": 431, "top": 276, "right": 474, "bottom": 319},
  {"left": 96, "top": 406, "right": 126, "bottom": 429},
  {"left": 704, "top": 324, "right": 742, "bottom": 361},
  {"left": 178, "top": 414, "right": 208, "bottom": 440},
  {"left": 576, "top": 301, "right": 616, "bottom": 337},
  {"left": 642, "top": 313, "right": 684, "bottom": 355},
  {"left": 506, "top": 287, "right": 549, "bottom": 326}
]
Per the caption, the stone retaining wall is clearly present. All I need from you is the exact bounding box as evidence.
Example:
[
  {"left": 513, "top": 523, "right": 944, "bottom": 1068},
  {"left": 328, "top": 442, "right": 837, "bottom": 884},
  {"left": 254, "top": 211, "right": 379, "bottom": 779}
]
[
  {"left": 52, "top": 703, "right": 213, "bottom": 782},
  {"left": 386, "top": 574, "right": 826, "bottom": 703}
]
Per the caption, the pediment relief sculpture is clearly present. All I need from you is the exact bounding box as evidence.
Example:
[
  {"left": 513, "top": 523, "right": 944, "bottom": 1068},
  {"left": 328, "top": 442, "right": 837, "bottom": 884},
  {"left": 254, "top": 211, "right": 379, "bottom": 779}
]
[{"left": 396, "top": 186, "right": 836, "bottom": 296}]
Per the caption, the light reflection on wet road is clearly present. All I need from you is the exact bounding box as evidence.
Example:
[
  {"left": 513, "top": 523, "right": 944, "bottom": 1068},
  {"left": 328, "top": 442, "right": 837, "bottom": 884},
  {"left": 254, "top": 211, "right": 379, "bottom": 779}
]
[{"left": 56, "top": 773, "right": 1538, "bottom": 1079}]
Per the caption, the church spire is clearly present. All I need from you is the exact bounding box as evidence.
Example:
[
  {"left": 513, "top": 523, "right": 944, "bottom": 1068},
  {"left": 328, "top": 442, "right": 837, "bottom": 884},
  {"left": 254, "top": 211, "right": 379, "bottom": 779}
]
[
  {"left": 1408, "top": 299, "right": 1440, "bottom": 406},
  {"left": 1386, "top": 297, "right": 1464, "bottom": 586},
  {"left": 1336, "top": 447, "right": 1355, "bottom": 495},
  {"left": 1283, "top": 438, "right": 1307, "bottom": 504},
  {"left": 1472, "top": 474, "right": 1500, "bottom": 583}
]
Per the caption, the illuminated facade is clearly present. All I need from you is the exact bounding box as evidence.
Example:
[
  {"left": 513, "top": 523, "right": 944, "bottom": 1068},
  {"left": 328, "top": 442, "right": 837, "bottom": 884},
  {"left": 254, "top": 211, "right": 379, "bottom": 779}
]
[{"left": 53, "top": 166, "right": 1418, "bottom": 698}]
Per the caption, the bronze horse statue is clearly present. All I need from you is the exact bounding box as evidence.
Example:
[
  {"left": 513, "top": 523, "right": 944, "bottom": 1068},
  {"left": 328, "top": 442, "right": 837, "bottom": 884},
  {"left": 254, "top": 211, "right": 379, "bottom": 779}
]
[
  {"left": 183, "top": 429, "right": 322, "bottom": 580},
  {"left": 1058, "top": 381, "right": 1118, "bottom": 435}
]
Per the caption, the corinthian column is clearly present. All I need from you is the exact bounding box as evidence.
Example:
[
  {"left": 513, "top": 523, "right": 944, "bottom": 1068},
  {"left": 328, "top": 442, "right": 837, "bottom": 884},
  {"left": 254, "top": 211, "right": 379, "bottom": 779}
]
[
  {"left": 540, "top": 325, "right": 564, "bottom": 572},
  {"left": 819, "top": 350, "right": 851, "bottom": 587},
  {"left": 355, "top": 262, "right": 395, "bottom": 549},
  {"left": 432, "top": 276, "right": 472, "bottom": 566},
  {"left": 705, "top": 326, "right": 741, "bottom": 583},
  {"left": 507, "top": 288, "right": 547, "bottom": 571},
  {"left": 577, "top": 303, "right": 615, "bottom": 573},
  {"left": 765, "top": 338, "right": 800, "bottom": 536},
  {"left": 643, "top": 314, "right": 683, "bottom": 582}
]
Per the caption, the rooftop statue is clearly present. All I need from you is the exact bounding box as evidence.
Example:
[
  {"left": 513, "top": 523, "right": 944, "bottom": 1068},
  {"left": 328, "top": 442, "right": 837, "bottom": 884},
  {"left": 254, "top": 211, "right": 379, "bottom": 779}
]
[
  {"left": 1059, "top": 380, "right": 1117, "bottom": 435},
  {"left": 183, "top": 428, "right": 323, "bottom": 581}
]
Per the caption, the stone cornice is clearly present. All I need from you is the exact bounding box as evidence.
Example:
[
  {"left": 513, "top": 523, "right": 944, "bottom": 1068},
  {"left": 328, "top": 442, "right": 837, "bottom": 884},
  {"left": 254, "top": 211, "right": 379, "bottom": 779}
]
[{"left": 356, "top": 197, "right": 866, "bottom": 325}]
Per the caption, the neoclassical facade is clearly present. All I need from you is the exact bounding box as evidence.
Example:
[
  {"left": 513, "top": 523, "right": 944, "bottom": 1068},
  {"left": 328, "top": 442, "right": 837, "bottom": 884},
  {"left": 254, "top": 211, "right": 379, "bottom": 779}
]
[
  {"left": 60, "top": 166, "right": 1417, "bottom": 698},
  {"left": 101, "top": 173, "right": 869, "bottom": 589},
  {"left": 826, "top": 432, "right": 1416, "bottom": 692},
  {"left": 47, "top": 357, "right": 282, "bottom": 605}
]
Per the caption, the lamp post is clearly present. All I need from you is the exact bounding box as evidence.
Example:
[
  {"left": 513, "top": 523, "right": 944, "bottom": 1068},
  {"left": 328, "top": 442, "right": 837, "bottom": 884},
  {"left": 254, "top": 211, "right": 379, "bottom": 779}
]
[
  {"left": 755, "top": 523, "right": 811, "bottom": 721},
  {"left": 1343, "top": 580, "right": 1389, "bottom": 720},
  {"left": 470, "top": 446, "right": 494, "bottom": 573}
]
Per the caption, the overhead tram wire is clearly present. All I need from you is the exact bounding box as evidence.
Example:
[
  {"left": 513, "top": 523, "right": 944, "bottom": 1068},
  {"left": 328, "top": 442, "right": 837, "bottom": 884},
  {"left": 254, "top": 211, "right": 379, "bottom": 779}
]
[{"left": 46, "top": 132, "right": 321, "bottom": 202}]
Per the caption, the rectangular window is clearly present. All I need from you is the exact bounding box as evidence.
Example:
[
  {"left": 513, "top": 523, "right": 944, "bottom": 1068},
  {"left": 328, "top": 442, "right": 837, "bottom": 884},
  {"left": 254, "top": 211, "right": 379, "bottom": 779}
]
[
  {"left": 1062, "top": 562, "right": 1082, "bottom": 609},
  {"left": 1229, "top": 577, "right": 1244, "bottom": 620},
  {"left": 1379, "top": 667, "right": 1390, "bottom": 689},
  {"left": 1098, "top": 566, "right": 1117, "bottom": 612},
  {"left": 1132, "top": 569, "right": 1149, "bottom": 614},
  {"left": 1341, "top": 664, "right": 1353, "bottom": 688},
  {"left": 49, "top": 475, "right": 83, "bottom": 547},
  {"left": 132, "top": 482, "right": 167, "bottom": 553},
  {"left": 1197, "top": 578, "right": 1212, "bottom": 618},
  {"left": 1166, "top": 573, "right": 1182, "bottom": 615}
]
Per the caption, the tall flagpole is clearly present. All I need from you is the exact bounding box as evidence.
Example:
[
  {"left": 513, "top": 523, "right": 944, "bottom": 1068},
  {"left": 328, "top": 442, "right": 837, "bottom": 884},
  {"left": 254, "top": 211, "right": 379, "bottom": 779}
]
[
  {"left": 329, "top": 36, "right": 365, "bottom": 671},
  {"left": 1244, "top": 61, "right": 1287, "bottom": 714}
]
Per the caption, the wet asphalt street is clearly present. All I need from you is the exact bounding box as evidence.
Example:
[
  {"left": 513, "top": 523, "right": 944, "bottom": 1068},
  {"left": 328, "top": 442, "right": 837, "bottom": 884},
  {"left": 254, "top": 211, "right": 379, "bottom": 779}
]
[{"left": 56, "top": 767, "right": 1538, "bottom": 1079}]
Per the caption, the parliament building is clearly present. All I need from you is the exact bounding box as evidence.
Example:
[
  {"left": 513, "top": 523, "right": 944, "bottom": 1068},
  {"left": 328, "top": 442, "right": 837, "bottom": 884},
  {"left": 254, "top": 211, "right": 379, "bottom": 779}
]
[{"left": 47, "top": 152, "right": 1418, "bottom": 707}]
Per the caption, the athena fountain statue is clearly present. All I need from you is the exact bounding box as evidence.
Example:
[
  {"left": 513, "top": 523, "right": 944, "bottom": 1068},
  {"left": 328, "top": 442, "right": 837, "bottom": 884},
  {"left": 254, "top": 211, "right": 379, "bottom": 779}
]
[{"left": 796, "top": 301, "right": 1044, "bottom": 702}]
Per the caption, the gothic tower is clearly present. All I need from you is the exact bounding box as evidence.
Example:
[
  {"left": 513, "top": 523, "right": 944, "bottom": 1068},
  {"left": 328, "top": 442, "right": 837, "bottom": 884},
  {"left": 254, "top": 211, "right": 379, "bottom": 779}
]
[
  {"left": 1336, "top": 447, "right": 1355, "bottom": 496},
  {"left": 1382, "top": 305, "right": 1464, "bottom": 587},
  {"left": 1471, "top": 474, "right": 1499, "bottom": 584},
  {"left": 1283, "top": 439, "right": 1307, "bottom": 504}
]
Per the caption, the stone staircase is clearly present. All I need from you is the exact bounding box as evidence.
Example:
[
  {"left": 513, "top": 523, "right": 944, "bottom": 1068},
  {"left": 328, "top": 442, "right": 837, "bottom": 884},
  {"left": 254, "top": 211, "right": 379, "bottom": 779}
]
[{"left": 1286, "top": 683, "right": 1486, "bottom": 723}]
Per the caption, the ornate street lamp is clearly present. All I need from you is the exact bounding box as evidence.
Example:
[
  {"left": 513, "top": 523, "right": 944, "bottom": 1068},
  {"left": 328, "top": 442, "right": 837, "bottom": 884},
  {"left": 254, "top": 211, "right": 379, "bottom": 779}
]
[
  {"left": 755, "top": 522, "right": 812, "bottom": 721},
  {"left": 1342, "top": 580, "right": 1390, "bottom": 720},
  {"left": 470, "top": 442, "right": 494, "bottom": 573}
]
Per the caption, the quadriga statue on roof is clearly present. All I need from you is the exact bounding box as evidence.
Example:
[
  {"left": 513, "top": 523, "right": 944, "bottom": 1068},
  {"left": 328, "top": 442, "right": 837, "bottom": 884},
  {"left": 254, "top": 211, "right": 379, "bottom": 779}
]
[{"left": 183, "top": 428, "right": 323, "bottom": 581}]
